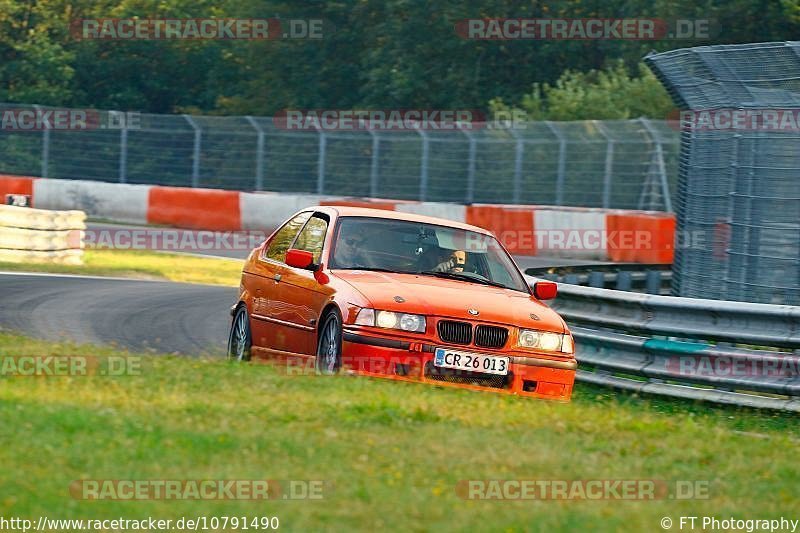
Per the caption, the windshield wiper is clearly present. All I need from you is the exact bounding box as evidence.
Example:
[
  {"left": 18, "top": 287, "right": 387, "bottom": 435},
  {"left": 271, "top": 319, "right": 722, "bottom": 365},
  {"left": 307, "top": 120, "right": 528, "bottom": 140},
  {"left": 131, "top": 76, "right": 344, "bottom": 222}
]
[{"left": 417, "top": 270, "right": 509, "bottom": 289}]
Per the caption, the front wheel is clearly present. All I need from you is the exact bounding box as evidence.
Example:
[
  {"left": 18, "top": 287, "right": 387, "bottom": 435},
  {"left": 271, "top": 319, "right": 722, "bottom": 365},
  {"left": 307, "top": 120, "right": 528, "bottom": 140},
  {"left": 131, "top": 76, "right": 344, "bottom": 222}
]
[
  {"left": 316, "top": 311, "right": 342, "bottom": 375},
  {"left": 228, "top": 306, "right": 252, "bottom": 361}
]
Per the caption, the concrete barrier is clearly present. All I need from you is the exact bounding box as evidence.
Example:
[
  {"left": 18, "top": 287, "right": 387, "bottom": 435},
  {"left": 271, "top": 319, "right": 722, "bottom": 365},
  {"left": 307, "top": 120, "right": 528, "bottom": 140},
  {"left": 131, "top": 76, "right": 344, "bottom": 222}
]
[
  {"left": 4, "top": 175, "right": 676, "bottom": 264},
  {"left": 0, "top": 204, "right": 86, "bottom": 265},
  {"left": 32, "top": 178, "right": 150, "bottom": 224}
]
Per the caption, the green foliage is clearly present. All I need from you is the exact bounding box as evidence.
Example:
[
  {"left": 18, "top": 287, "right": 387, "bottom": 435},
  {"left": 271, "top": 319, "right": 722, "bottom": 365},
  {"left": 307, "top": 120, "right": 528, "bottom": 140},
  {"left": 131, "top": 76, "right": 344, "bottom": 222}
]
[
  {"left": 489, "top": 61, "right": 675, "bottom": 121},
  {"left": 0, "top": 0, "right": 798, "bottom": 116}
]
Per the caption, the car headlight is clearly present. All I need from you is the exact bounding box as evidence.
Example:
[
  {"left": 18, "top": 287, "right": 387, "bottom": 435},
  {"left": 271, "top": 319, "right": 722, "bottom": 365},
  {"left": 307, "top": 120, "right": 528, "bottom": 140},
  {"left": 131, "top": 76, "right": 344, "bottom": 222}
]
[
  {"left": 354, "top": 308, "right": 426, "bottom": 333},
  {"left": 518, "top": 329, "right": 573, "bottom": 354}
]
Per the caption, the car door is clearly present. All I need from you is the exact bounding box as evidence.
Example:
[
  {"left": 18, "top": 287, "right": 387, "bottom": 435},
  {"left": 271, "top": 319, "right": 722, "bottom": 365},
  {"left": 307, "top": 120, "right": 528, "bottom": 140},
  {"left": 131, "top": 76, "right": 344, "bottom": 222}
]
[
  {"left": 269, "top": 212, "right": 334, "bottom": 355},
  {"left": 247, "top": 211, "right": 311, "bottom": 349}
]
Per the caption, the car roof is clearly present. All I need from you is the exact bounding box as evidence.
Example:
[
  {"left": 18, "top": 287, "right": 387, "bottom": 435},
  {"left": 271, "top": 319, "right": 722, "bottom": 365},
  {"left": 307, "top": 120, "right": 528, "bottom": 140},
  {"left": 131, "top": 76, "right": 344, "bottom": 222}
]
[{"left": 312, "top": 205, "right": 493, "bottom": 235}]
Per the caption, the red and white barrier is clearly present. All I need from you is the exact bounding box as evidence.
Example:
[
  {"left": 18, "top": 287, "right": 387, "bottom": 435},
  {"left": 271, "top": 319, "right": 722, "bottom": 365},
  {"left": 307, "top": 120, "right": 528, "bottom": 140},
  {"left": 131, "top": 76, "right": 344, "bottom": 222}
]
[
  {"left": 1, "top": 175, "right": 675, "bottom": 263},
  {"left": 32, "top": 179, "right": 150, "bottom": 224},
  {"left": 241, "top": 191, "right": 328, "bottom": 230}
]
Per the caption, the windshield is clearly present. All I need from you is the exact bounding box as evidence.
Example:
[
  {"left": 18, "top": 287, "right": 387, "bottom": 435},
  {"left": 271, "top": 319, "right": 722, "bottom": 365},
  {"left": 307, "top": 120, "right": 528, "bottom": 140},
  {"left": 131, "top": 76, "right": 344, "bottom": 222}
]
[{"left": 329, "top": 216, "right": 529, "bottom": 293}]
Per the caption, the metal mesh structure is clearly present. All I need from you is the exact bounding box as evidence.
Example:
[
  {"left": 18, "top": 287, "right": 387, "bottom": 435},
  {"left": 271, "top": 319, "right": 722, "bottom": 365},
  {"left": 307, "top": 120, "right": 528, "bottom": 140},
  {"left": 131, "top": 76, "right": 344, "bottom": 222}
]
[
  {"left": 0, "top": 103, "right": 679, "bottom": 211},
  {"left": 646, "top": 41, "right": 800, "bottom": 305}
]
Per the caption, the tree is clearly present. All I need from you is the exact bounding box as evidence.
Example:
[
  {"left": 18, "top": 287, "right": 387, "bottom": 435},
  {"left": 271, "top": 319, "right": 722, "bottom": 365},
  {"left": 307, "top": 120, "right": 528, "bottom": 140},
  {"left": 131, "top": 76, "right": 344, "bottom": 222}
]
[{"left": 488, "top": 61, "right": 674, "bottom": 121}]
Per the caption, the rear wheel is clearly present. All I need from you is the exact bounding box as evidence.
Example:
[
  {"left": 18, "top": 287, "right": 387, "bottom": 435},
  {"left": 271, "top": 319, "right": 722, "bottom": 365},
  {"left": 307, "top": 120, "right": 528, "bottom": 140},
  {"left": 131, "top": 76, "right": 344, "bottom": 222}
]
[
  {"left": 227, "top": 306, "right": 252, "bottom": 361},
  {"left": 316, "top": 311, "right": 342, "bottom": 375}
]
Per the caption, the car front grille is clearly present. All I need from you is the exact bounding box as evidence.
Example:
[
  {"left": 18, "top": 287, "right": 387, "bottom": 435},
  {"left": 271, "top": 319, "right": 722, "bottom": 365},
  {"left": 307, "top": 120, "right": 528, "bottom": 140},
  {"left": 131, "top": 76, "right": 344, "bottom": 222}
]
[
  {"left": 424, "top": 362, "right": 512, "bottom": 389},
  {"left": 437, "top": 320, "right": 472, "bottom": 345},
  {"left": 475, "top": 325, "right": 509, "bottom": 348}
]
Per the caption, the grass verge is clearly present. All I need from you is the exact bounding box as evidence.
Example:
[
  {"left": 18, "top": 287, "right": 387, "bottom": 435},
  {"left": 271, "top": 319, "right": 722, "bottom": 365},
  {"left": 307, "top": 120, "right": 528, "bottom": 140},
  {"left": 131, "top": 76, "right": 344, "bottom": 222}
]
[
  {"left": 0, "top": 332, "right": 797, "bottom": 532},
  {"left": 0, "top": 249, "right": 242, "bottom": 286}
]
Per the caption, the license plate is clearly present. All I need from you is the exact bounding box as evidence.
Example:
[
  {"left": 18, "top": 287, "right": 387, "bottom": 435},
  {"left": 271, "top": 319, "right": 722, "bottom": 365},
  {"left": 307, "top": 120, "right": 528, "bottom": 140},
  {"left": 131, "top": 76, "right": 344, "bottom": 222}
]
[{"left": 434, "top": 348, "right": 510, "bottom": 376}]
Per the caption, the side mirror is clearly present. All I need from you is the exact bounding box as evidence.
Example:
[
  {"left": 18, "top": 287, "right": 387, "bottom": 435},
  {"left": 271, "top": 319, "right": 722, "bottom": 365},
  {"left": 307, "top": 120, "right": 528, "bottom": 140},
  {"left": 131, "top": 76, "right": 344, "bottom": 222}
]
[
  {"left": 286, "top": 248, "right": 314, "bottom": 270},
  {"left": 533, "top": 281, "right": 558, "bottom": 300}
]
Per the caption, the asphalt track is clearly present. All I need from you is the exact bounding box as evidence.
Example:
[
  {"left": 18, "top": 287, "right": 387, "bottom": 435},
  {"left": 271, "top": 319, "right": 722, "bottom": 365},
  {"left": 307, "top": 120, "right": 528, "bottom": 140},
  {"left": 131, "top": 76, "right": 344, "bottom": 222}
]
[
  {"left": 0, "top": 272, "right": 237, "bottom": 355},
  {"left": 0, "top": 223, "right": 606, "bottom": 355}
]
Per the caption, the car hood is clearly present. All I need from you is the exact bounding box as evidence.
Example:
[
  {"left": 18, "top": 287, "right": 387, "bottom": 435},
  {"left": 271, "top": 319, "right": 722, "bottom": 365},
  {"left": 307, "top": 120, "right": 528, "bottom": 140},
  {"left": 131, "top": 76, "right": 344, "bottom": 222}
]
[{"left": 331, "top": 270, "right": 566, "bottom": 333}]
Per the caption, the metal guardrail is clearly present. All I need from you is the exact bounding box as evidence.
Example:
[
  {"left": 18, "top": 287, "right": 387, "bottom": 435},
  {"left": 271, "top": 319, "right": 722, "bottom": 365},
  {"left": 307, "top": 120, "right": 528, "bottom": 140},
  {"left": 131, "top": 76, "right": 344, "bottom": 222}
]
[
  {"left": 526, "top": 264, "right": 672, "bottom": 294},
  {"left": 525, "top": 272, "right": 800, "bottom": 412}
]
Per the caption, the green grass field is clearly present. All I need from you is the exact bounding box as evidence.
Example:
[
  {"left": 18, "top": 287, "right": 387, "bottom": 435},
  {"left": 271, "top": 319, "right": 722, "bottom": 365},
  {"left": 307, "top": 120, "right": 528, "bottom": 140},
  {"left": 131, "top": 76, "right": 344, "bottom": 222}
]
[
  {"left": 0, "top": 249, "right": 242, "bottom": 286},
  {"left": 0, "top": 332, "right": 797, "bottom": 532}
]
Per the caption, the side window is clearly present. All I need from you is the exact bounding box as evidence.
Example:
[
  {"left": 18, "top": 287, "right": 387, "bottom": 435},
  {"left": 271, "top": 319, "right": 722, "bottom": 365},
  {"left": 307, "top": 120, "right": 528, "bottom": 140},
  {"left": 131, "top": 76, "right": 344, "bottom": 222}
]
[
  {"left": 292, "top": 215, "right": 329, "bottom": 264},
  {"left": 264, "top": 212, "right": 312, "bottom": 263}
]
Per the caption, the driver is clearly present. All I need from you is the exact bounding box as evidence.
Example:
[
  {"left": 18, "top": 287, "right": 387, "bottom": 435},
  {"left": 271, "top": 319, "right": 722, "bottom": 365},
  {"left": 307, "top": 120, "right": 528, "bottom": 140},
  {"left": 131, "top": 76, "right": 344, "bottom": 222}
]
[
  {"left": 433, "top": 250, "right": 466, "bottom": 273},
  {"left": 333, "top": 234, "right": 371, "bottom": 268}
]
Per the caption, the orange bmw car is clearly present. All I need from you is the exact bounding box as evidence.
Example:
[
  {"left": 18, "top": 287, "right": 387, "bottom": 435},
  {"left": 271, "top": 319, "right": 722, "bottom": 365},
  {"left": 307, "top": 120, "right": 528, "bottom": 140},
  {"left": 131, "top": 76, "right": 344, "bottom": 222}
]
[{"left": 228, "top": 206, "right": 577, "bottom": 401}]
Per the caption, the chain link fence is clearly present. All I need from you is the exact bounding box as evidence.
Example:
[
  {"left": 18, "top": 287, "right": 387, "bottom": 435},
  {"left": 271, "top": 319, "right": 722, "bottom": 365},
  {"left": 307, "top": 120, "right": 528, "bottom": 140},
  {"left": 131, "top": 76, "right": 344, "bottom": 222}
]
[
  {"left": 0, "top": 103, "right": 679, "bottom": 211},
  {"left": 646, "top": 41, "right": 800, "bottom": 305}
]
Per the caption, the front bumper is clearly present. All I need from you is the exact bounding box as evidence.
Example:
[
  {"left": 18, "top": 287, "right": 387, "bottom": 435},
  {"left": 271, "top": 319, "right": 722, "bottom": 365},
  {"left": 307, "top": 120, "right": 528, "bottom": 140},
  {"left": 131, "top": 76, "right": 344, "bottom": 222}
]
[{"left": 342, "top": 330, "right": 576, "bottom": 401}]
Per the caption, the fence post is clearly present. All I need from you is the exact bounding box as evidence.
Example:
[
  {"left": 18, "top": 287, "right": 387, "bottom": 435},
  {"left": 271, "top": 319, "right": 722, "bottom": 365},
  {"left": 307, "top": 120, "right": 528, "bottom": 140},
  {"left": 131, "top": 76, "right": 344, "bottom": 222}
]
[
  {"left": 545, "top": 121, "right": 566, "bottom": 205},
  {"left": 723, "top": 134, "right": 741, "bottom": 301},
  {"left": 368, "top": 128, "right": 380, "bottom": 198},
  {"left": 508, "top": 127, "right": 524, "bottom": 204},
  {"left": 457, "top": 123, "right": 476, "bottom": 204},
  {"left": 415, "top": 125, "right": 429, "bottom": 201},
  {"left": 639, "top": 117, "right": 672, "bottom": 212},
  {"left": 118, "top": 112, "right": 128, "bottom": 184},
  {"left": 314, "top": 125, "right": 327, "bottom": 194},
  {"left": 33, "top": 105, "right": 49, "bottom": 178},
  {"left": 245, "top": 116, "right": 265, "bottom": 191},
  {"left": 595, "top": 120, "right": 614, "bottom": 208},
  {"left": 183, "top": 114, "right": 201, "bottom": 187}
]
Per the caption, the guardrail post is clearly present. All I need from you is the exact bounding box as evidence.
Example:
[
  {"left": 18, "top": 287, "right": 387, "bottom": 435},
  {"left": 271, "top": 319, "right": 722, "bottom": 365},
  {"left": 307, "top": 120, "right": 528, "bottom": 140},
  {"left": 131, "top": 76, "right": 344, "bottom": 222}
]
[
  {"left": 246, "top": 116, "right": 265, "bottom": 191},
  {"left": 545, "top": 121, "right": 566, "bottom": 205},
  {"left": 645, "top": 270, "right": 662, "bottom": 294},
  {"left": 368, "top": 127, "right": 380, "bottom": 198},
  {"left": 457, "top": 123, "right": 476, "bottom": 204},
  {"left": 595, "top": 121, "right": 614, "bottom": 208},
  {"left": 615, "top": 271, "right": 632, "bottom": 291},
  {"left": 640, "top": 118, "right": 672, "bottom": 212},
  {"left": 315, "top": 125, "right": 327, "bottom": 194},
  {"left": 415, "top": 124, "right": 429, "bottom": 201},
  {"left": 723, "top": 134, "right": 742, "bottom": 300},
  {"left": 34, "top": 105, "right": 49, "bottom": 178},
  {"left": 588, "top": 271, "right": 605, "bottom": 288},
  {"left": 563, "top": 273, "right": 579, "bottom": 285},
  {"left": 183, "top": 114, "right": 201, "bottom": 188}
]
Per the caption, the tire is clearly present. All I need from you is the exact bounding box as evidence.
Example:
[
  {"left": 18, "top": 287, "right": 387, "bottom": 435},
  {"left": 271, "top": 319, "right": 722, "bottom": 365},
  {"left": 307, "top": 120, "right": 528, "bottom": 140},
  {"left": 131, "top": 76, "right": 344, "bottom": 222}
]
[
  {"left": 227, "top": 305, "right": 252, "bottom": 361},
  {"left": 316, "top": 311, "right": 342, "bottom": 375}
]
